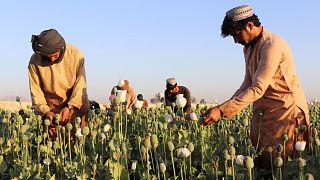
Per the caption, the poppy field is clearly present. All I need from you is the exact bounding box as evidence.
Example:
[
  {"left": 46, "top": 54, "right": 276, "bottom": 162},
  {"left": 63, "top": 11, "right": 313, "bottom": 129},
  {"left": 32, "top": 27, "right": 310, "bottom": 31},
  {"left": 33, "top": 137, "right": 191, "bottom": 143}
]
[{"left": 0, "top": 97, "right": 319, "bottom": 179}]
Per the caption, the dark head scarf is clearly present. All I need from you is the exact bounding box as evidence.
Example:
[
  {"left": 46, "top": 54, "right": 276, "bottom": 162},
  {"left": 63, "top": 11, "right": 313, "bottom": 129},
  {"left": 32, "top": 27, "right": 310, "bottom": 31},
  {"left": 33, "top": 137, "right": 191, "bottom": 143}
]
[{"left": 31, "top": 29, "right": 66, "bottom": 59}]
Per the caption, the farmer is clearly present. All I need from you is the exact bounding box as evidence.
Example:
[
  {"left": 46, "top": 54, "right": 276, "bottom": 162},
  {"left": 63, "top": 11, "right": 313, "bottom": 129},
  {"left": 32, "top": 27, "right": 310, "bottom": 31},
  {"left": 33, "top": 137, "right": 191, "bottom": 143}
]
[
  {"left": 110, "top": 79, "right": 136, "bottom": 110},
  {"left": 137, "top": 94, "right": 149, "bottom": 109},
  {"left": 165, "top": 78, "right": 192, "bottom": 114},
  {"left": 28, "top": 29, "right": 90, "bottom": 138},
  {"left": 201, "top": 5, "right": 309, "bottom": 170}
]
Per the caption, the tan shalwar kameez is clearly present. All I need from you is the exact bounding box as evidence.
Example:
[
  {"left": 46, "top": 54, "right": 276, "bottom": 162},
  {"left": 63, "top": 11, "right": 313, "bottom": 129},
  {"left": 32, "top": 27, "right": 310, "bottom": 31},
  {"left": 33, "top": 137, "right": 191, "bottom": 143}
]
[
  {"left": 219, "top": 28, "right": 309, "bottom": 168},
  {"left": 28, "top": 44, "right": 90, "bottom": 138}
]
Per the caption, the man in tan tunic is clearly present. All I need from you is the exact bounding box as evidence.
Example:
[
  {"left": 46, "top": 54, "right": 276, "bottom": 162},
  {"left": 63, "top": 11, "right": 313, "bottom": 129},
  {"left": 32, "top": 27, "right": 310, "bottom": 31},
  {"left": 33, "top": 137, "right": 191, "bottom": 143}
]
[
  {"left": 28, "top": 29, "right": 90, "bottom": 138},
  {"left": 201, "top": 5, "right": 309, "bottom": 170}
]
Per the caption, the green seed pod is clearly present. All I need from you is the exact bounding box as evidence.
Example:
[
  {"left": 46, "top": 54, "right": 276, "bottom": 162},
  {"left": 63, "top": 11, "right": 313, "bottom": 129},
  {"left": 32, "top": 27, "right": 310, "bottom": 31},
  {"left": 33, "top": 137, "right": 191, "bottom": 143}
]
[
  {"left": 76, "top": 117, "right": 82, "bottom": 124},
  {"left": 53, "top": 141, "right": 60, "bottom": 150},
  {"left": 276, "top": 144, "right": 283, "bottom": 153},
  {"left": 55, "top": 114, "right": 61, "bottom": 122},
  {"left": 158, "top": 122, "right": 163, "bottom": 130},
  {"left": 137, "top": 136, "right": 142, "bottom": 144},
  {"left": 44, "top": 119, "right": 51, "bottom": 126},
  {"left": 163, "top": 123, "right": 168, "bottom": 130},
  {"left": 16, "top": 115, "right": 23, "bottom": 124},
  {"left": 299, "top": 125, "right": 307, "bottom": 134},
  {"left": 43, "top": 133, "right": 48, "bottom": 139},
  {"left": 36, "top": 135, "right": 42, "bottom": 144},
  {"left": 20, "top": 125, "right": 29, "bottom": 134},
  {"left": 297, "top": 158, "right": 306, "bottom": 169},
  {"left": 244, "top": 156, "right": 254, "bottom": 169},
  {"left": 246, "top": 139, "right": 252, "bottom": 147},
  {"left": 187, "top": 142, "right": 194, "bottom": 152},
  {"left": 66, "top": 123, "right": 73, "bottom": 131},
  {"left": 151, "top": 134, "right": 159, "bottom": 149},
  {"left": 200, "top": 130, "right": 207, "bottom": 139},
  {"left": 12, "top": 130, "right": 17, "bottom": 137},
  {"left": 81, "top": 126, "right": 90, "bottom": 136},
  {"left": 22, "top": 135, "right": 29, "bottom": 142},
  {"left": 305, "top": 173, "right": 314, "bottom": 180},
  {"left": 223, "top": 149, "right": 231, "bottom": 160},
  {"left": 88, "top": 122, "right": 94, "bottom": 130},
  {"left": 159, "top": 162, "right": 166, "bottom": 172},
  {"left": 228, "top": 136, "right": 235, "bottom": 145},
  {"left": 241, "top": 116, "right": 249, "bottom": 127},
  {"left": 47, "top": 141, "right": 53, "bottom": 149},
  {"left": 266, "top": 146, "right": 273, "bottom": 153},
  {"left": 140, "top": 145, "right": 147, "bottom": 154},
  {"left": 167, "top": 141, "right": 175, "bottom": 152},
  {"left": 16, "top": 96, "right": 20, "bottom": 102},
  {"left": 36, "top": 115, "right": 42, "bottom": 122},
  {"left": 61, "top": 126, "right": 66, "bottom": 133},
  {"left": 144, "top": 137, "right": 151, "bottom": 150},
  {"left": 282, "top": 133, "right": 288, "bottom": 142},
  {"left": 274, "top": 157, "right": 283, "bottom": 168},
  {"left": 228, "top": 146, "right": 236, "bottom": 158},
  {"left": 91, "top": 130, "right": 97, "bottom": 138}
]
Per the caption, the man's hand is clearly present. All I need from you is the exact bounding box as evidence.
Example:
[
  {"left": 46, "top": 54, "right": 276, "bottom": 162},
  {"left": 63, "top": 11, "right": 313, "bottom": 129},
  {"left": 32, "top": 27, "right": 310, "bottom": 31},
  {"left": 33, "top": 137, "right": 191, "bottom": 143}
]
[
  {"left": 59, "top": 107, "right": 72, "bottom": 124},
  {"left": 200, "top": 106, "right": 221, "bottom": 126},
  {"left": 45, "top": 111, "right": 55, "bottom": 123}
]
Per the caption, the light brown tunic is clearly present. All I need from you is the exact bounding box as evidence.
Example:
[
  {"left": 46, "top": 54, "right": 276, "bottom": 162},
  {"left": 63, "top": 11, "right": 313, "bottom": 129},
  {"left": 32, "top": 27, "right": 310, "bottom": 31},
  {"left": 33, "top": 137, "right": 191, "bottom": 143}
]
[
  {"left": 28, "top": 44, "right": 90, "bottom": 123},
  {"left": 219, "top": 28, "right": 309, "bottom": 166}
]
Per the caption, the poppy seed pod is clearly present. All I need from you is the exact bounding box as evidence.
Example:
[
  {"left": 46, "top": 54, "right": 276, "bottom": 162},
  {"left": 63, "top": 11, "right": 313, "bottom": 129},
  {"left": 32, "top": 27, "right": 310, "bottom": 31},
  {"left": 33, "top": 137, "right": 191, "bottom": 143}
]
[
  {"left": 274, "top": 157, "right": 283, "bottom": 168},
  {"left": 297, "top": 158, "right": 306, "bottom": 169},
  {"left": 266, "top": 146, "right": 273, "bottom": 153},
  {"left": 91, "top": 130, "right": 97, "bottom": 138},
  {"left": 81, "top": 126, "right": 90, "bottom": 136},
  {"left": 66, "top": 123, "right": 73, "bottom": 131},
  {"left": 223, "top": 149, "right": 231, "bottom": 160},
  {"left": 160, "top": 162, "right": 166, "bottom": 172},
  {"left": 151, "top": 134, "right": 159, "bottom": 149},
  {"left": 282, "top": 133, "right": 288, "bottom": 142},
  {"left": 299, "top": 125, "right": 307, "bottom": 134},
  {"left": 244, "top": 156, "right": 254, "bottom": 169},
  {"left": 44, "top": 119, "right": 51, "bottom": 126},
  {"left": 228, "top": 136, "right": 235, "bottom": 145},
  {"left": 187, "top": 142, "right": 195, "bottom": 152},
  {"left": 276, "top": 144, "right": 284, "bottom": 153},
  {"left": 143, "top": 137, "right": 151, "bottom": 150},
  {"left": 140, "top": 145, "right": 147, "bottom": 154},
  {"left": 167, "top": 141, "right": 175, "bottom": 152}
]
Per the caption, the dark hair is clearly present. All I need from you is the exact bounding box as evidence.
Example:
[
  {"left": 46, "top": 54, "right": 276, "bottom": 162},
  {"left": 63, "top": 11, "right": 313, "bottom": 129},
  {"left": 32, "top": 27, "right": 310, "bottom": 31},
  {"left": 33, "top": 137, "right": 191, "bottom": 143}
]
[
  {"left": 221, "top": 14, "right": 261, "bottom": 38},
  {"left": 137, "top": 94, "right": 144, "bottom": 101}
]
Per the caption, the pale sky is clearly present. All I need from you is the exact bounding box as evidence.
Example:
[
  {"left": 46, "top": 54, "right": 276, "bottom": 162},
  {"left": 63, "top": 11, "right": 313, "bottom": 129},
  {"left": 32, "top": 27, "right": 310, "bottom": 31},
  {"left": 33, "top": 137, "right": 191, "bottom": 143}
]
[{"left": 1, "top": 1, "right": 319, "bottom": 103}]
